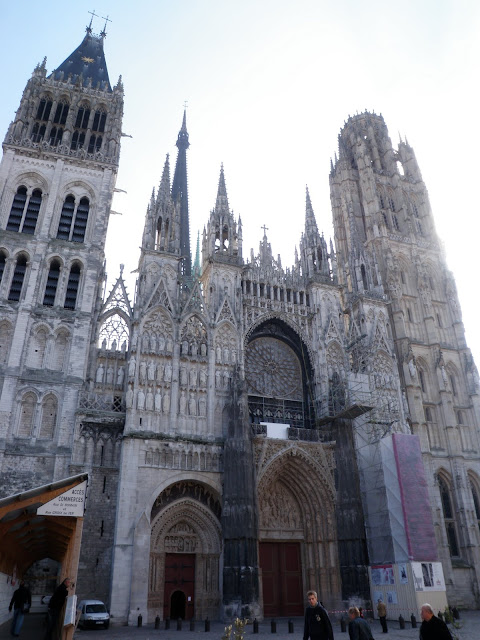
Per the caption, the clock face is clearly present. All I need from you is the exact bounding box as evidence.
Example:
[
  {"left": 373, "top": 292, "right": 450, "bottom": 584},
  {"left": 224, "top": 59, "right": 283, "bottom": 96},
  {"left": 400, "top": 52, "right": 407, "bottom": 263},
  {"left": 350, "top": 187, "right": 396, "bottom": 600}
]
[
  {"left": 245, "top": 337, "right": 303, "bottom": 400},
  {"left": 81, "top": 56, "right": 95, "bottom": 64}
]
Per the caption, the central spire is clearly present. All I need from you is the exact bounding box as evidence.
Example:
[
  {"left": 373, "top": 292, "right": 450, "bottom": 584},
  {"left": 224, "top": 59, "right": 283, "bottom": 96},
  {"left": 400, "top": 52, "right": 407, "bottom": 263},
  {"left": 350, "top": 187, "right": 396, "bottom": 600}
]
[{"left": 172, "top": 109, "right": 191, "bottom": 277}]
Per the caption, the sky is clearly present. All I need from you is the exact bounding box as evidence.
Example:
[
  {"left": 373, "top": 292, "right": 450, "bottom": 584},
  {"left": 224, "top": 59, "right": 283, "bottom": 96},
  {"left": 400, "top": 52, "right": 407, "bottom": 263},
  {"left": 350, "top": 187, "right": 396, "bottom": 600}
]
[{"left": 1, "top": 0, "right": 479, "bottom": 364}]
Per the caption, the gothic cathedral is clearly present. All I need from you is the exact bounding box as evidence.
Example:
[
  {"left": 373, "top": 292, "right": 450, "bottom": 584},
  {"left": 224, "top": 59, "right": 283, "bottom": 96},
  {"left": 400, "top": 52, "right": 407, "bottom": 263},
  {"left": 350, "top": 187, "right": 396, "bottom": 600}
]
[{"left": 1, "top": 25, "right": 480, "bottom": 624}]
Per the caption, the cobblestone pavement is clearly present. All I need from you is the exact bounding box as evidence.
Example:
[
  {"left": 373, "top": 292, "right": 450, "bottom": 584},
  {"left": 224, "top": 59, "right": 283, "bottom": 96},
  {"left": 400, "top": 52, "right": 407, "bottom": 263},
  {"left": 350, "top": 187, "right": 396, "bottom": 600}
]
[{"left": 1, "top": 612, "right": 478, "bottom": 640}]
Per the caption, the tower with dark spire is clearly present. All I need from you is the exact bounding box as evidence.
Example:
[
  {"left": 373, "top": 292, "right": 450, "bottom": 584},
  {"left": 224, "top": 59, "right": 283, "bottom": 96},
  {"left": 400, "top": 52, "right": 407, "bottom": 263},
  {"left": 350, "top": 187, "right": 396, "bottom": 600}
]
[
  {"left": 0, "top": 17, "right": 124, "bottom": 603},
  {"left": 172, "top": 110, "right": 191, "bottom": 277}
]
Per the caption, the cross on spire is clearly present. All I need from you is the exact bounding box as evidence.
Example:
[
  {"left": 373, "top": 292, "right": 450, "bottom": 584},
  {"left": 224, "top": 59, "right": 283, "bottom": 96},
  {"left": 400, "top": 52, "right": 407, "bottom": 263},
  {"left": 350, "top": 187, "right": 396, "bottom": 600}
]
[
  {"left": 183, "top": 100, "right": 188, "bottom": 110},
  {"left": 87, "top": 9, "right": 100, "bottom": 33},
  {"left": 100, "top": 14, "right": 112, "bottom": 37},
  {"left": 261, "top": 225, "right": 269, "bottom": 236}
]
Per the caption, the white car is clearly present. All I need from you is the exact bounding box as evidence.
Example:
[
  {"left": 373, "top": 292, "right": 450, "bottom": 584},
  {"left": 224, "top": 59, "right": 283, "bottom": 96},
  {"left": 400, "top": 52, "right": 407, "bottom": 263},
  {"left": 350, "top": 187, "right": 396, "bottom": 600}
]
[{"left": 77, "top": 599, "right": 110, "bottom": 629}]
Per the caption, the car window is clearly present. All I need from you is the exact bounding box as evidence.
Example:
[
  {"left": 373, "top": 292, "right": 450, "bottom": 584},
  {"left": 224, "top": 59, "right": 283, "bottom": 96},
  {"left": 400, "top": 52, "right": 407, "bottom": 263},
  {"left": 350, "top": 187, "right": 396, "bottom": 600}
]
[{"left": 85, "top": 604, "right": 107, "bottom": 613}]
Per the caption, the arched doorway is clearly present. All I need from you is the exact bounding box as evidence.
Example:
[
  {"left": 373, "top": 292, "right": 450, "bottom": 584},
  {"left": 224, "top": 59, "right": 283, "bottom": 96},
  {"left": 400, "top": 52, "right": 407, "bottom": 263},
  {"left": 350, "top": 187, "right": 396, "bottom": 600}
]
[
  {"left": 170, "top": 590, "right": 186, "bottom": 620},
  {"left": 148, "top": 481, "right": 222, "bottom": 621},
  {"left": 257, "top": 446, "right": 341, "bottom": 614},
  {"left": 245, "top": 319, "right": 315, "bottom": 429}
]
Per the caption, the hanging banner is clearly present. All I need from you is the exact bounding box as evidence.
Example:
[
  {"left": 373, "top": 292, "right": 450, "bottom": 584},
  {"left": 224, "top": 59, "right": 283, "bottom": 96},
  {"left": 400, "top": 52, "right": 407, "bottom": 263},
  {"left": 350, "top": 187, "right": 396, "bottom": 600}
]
[{"left": 37, "top": 481, "right": 87, "bottom": 517}]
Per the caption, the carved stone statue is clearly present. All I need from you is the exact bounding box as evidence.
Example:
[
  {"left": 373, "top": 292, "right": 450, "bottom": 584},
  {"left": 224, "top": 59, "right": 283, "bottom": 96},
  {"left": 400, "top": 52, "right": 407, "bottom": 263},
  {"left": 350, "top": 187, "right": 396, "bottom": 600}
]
[
  {"left": 216, "top": 345, "right": 222, "bottom": 363},
  {"left": 128, "top": 356, "right": 136, "bottom": 378},
  {"left": 191, "top": 341, "right": 198, "bottom": 357},
  {"left": 106, "top": 366, "right": 114, "bottom": 385},
  {"left": 146, "top": 387, "right": 154, "bottom": 411},
  {"left": 180, "top": 366, "right": 188, "bottom": 386},
  {"left": 200, "top": 342, "right": 207, "bottom": 357},
  {"left": 199, "top": 395, "right": 207, "bottom": 417},
  {"left": 166, "top": 337, "right": 173, "bottom": 353},
  {"left": 126, "top": 384, "right": 133, "bottom": 408},
  {"left": 163, "top": 391, "right": 170, "bottom": 413},
  {"left": 139, "top": 360, "right": 147, "bottom": 384},
  {"left": 117, "top": 366, "right": 124, "bottom": 386},
  {"left": 200, "top": 368, "right": 207, "bottom": 387},
  {"left": 147, "top": 360, "right": 156, "bottom": 381},
  {"left": 164, "top": 362, "right": 172, "bottom": 382},
  {"left": 137, "top": 389, "right": 145, "bottom": 410},
  {"left": 189, "top": 393, "right": 197, "bottom": 416},
  {"left": 179, "top": 390, "right": 187, "bottom": 414},
  {"left": 154, "top": 388, "right": 162, "bottom": 412},
  {"left": 182, "top": 340, "right": 189, "bottom": 356},
  {"left": 189, "top": 367, "right": 197, "bottom": 387},
  {"left": 158, "top": 334, "right": 165, "bottom": 351},
  {"left": 96, "top": 364, "right": 104, "bottom": 383}
]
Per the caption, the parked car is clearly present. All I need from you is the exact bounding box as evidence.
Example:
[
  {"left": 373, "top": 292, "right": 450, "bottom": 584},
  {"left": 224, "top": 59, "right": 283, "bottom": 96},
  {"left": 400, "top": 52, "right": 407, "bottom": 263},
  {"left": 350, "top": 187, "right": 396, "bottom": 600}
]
[{"left": 77, "top": 599, "right": 110, "bottom": 629}]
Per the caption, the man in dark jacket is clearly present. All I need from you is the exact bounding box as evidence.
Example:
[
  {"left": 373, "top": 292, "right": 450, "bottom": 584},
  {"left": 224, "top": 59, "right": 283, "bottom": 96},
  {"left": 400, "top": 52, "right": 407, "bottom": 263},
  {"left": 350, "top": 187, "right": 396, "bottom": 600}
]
[
  {"left": 303, "top": 590, "right": 334, "bottom": 640},
  {"left": 419, "top": 604, "right": 453, "bottom": 640},
  {"left": 44, "top": 577, "right": 71, "bottom": 640},
  {"left": 348, "top": 607, "right": 374, "bottom": 640},
  {"left": 9, "top": 581, "right": 31, "bottom": 637}
]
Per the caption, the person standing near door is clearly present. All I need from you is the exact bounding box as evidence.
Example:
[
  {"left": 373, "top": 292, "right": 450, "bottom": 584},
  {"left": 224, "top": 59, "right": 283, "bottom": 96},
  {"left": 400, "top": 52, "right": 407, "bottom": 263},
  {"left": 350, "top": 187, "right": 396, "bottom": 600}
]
[
  {"left": 9, "top": 580, "right": 31, "bottom": 637},
  {"left": 303, "top": 590, "right": 334, "bottom": 640}
]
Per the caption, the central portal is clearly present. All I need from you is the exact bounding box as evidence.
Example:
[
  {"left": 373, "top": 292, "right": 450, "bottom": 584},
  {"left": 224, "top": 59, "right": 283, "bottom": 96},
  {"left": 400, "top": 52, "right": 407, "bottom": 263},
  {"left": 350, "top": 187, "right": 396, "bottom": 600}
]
[
  {"left": 164, "top": 553, "right": 195, "bottom": 620},
  {"left": 259, "top": 542, "right": 303, "bottom": 617}
]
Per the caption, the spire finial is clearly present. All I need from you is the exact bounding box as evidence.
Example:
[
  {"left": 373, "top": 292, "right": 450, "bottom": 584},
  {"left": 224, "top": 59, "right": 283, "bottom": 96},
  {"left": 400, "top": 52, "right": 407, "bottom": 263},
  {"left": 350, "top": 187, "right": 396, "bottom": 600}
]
[
  {"left": 87, "top": 9, "right": 99, "bottom": 34},
  {"left": 100, "top": 14, "right": 112, "bottom": 38}
]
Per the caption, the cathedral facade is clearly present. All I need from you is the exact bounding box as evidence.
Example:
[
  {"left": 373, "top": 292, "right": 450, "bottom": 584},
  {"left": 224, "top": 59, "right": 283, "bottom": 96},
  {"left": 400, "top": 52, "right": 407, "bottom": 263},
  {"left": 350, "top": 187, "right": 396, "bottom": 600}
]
[{"left": 1, "top": 27, "right": 480, "bottom": 624}]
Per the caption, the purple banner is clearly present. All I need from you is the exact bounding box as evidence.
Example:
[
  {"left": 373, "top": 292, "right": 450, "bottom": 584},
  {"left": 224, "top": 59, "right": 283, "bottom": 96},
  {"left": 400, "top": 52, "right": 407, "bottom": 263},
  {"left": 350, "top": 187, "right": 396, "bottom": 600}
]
[{"left": 392, "top": 433, "right": 438, "bottom": 561}]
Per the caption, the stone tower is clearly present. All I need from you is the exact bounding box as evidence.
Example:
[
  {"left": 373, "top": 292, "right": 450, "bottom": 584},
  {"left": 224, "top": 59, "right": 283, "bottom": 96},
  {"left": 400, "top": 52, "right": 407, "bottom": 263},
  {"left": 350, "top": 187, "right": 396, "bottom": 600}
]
[
  {"left": 0, "top": 21, "right": 123, "bottom": 593},
  {"left": 330, "top": 112, "right": 480, "bottom": 607}
]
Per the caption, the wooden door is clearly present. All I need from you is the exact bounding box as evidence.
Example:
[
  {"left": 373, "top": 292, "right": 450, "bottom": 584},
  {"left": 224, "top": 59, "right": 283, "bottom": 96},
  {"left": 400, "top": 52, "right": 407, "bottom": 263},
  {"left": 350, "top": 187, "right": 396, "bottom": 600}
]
[
  {"left": 259, "top": 542, "right": 303, "bottom": 617},
  {"left": 163, "top": 553, "right": 195, "bottom": 619}
]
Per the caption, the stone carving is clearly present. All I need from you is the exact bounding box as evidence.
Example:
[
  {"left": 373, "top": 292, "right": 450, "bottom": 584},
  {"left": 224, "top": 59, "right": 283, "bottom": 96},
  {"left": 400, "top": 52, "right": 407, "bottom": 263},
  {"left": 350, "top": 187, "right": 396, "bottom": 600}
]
[
  {"left": 106, "top": 365, "right": 114, "bottom": 384},
  {"left": 179, "top": 390, "right": 187, "bottom": 414},
  {"left": 164, "top": 362, "right": 172, "bottom": 382},
  {"left": 259, "top": 483, "right": 300, "bottom": 530},
  {"left": 139, "top": 360, "right": 147, "bottom": 384},
  {"left": 163, "top": 391, "right": 170, "bottom": 413},
  {"left": 146, "top": 387, "right": 154, "bottom": 411},
  {"left": 180, "top": 316, "right": 208, "bottom": 357},
  {"left": 200, "top": 368, "right": 207, "bottom": 387},
  {"left": 180, "top": 366, "right": 188, "bottom": 385},
  {"left": 128, "top": 355, "right": 136, "bottom": 378},
  {"left": 199, "top": 395, "right": 207, "bottom": 417},
  {"left": 96, "top": 364, "right": 104, "bottom": 383},
  {"left": 200, "top": 342, "right": 207, "bottom": 357},
  {"left": 189, "top": 393, "right": 197, "bottom": 416},
  {"left": 117, "top": 366, "right": 124, "bottom": 386},
  {"left": 189, "top": 367, "right": 197, "bottom": 387},
  {"left": 137, "top": 389, "right": 145, "bottom": 410},
  {"left": 126, "top": 384, "right": 134, "bottom": 408},
  {"left": 147, "top": 360, "right": 156, "bottom": 381},
  {"left": 154, "top": 388, "right": 162, "bottom": 412}
]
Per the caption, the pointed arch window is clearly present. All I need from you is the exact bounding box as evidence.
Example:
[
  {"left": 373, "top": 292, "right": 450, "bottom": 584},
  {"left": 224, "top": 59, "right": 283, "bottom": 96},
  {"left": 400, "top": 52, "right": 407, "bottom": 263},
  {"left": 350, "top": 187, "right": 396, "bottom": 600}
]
[
  {"left": 52, "top": 330, "right": 69, "bottom": 371},
  {"left": 43, "top": 258, "right": 61, "bottom": 306},
  {"left": 18, "top": 392, "right": 37, "bottom": 437},
  {"left": 438, "top": 476, "right": 459, "bottom": 557},
  {"left": 92, "top": 109, "right": 107, "bottom": 132},
  {"left": 36, "top": 98, "right": 53, "bottom": 122},
  {"left": 8, "top": 253, "right": 28, "bottom": 302},
  {"left": 31, "top": 327, "right": 48, "bottom": 368},
  {"left": 7, "top": 186, "right": 42, "bottom": 234},
  {"left": 87, "top": 134, "right": 102, "bottom": 153},
  {"left": 74, "top": 105, "right": 91, "bottom": 129},
  {"left": 419, "top": 369, "right": 426, "bottom": 393},
  {"left": 0, "top": 321, "right": 13, "bottom": 364},
  {"left": 56, "top": 195, "right": 90, "bottom": 242},
  {"left": 53, "top": 100, "right": 69, "bottom": 125},
  {"left": 39, "top": 394, "right": 57, "bottom": 439},
  {"left": 470, "top": 479, "right": 480, "bottom": 534},
  {"left": 49, "top": 126, "right": 63, "bottom": 147},
  {"left": 0, "top": 250, "right": 6, "bottom": 285},
  {"left": 64, "top": 262, "right": 81, "bottom": 310}
]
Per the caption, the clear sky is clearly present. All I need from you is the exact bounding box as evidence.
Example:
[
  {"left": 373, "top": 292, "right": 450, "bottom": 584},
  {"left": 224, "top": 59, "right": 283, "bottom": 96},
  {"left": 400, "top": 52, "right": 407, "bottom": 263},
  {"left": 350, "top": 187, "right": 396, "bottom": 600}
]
[{"left": 1, "top": 1, "right": 479, "bottom": 365}]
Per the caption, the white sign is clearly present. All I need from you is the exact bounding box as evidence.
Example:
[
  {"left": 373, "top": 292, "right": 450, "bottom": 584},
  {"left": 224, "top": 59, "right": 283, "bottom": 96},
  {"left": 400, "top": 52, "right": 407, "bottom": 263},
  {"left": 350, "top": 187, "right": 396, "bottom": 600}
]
[
  {"left": 64, "top": 595, "right": 77, "bottom": 626},
  {"left": 37, "top": 481, "right": 87, "bottom": 517},
  {"left": 411, "top": 562, "right": 446, "bottom": 592}
]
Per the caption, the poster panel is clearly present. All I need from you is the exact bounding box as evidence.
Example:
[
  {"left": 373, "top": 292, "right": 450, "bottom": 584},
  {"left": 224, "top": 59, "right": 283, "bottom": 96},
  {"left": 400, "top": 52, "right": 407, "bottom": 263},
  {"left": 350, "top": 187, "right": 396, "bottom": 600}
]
[{"left": 411, "top": 562, "right": 445, "bottom": 591}]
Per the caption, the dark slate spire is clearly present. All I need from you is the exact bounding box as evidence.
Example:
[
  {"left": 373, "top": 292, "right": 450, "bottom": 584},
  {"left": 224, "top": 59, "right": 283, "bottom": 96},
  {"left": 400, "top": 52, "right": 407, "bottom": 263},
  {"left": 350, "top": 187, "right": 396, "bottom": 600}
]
[
  {"left": 50, "top": 24, "right": 111, "bottom": 91},
  {"left": 172, "top": 110, "right": 191, "bottom": 277}
]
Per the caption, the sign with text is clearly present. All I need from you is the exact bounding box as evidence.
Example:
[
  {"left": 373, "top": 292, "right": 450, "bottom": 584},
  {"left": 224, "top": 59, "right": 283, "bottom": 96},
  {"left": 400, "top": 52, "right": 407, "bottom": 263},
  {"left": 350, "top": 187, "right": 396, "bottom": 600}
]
[
  {"left": 37, "top": 481, "right": 87, "bottom": 517},
  {"left": 411, "top": 562, "right": 446, "bottom": 592}
]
